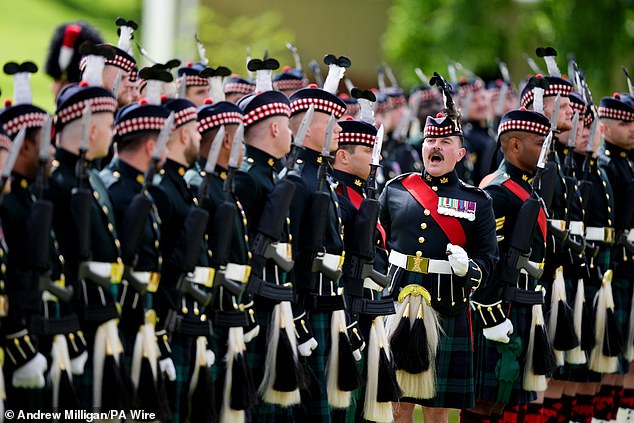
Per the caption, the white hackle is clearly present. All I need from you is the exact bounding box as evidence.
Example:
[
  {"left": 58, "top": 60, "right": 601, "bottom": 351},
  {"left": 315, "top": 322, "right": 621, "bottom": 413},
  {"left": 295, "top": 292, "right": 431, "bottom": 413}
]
[
  {"left": 255, "top": 69, "right": 273, "bottom": 92},
  {"left": 118, "top": 25, "right": 134, "bottom": 55},
  {"left": 522, "top": 304, "right": 548, "bottom": 392},
  {"left": 323, "top": 64, "right": 346, "bottom": 95},
  {"left": 219, "top": 327, "right": 246, "bottom": 423},
  {"left": 327, "top": 308, "right": 351, "bottom": 409},
  {"left": 82, "top": 55, "right": 105, "bottom": 88},
  {"left": 13, "top": 72, "right": 32, "bottom": 105},
  {"left": 209, "top": 76, "right": 225, "bottom": 102},
  {"left": 544, "top": 55, "right": 561, "bottom": 77},
  {"left": 357, "top": 98, "right": 375, "bottom": 125},
  {"left": 145, "top": 80, "right": 163, "bottom": 106},
  {"left": 548, "top": 266, "right": 567, "bottom": 366},
  {"left": 533, "top": 86, "right": 545, "bottom": 114},
  {"left": 589, "top": 270, "right": 619, "bottom": 373}
]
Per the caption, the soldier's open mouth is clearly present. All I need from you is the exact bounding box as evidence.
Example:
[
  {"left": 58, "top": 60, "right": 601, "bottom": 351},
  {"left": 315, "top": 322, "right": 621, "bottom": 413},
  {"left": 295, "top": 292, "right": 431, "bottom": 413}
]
[{"left": 429, "top": 152, "right": 443, "bottom": 162}]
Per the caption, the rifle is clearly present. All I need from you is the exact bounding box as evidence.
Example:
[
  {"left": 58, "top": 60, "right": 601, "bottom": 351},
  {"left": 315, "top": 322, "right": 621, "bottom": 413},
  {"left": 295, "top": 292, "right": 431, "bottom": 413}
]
[
  {"left": 309, "top": 60, "right": 323, "bottom": 88},
  {"left": 247, "top": 106, "right": 315, "bottom": 279},
  {"left": 0, "top": 127, "right": 25, "bottom": 201},
  {"left": 344, "top": 124, "right": 390, "bottom": 294},
  {"left": 28, "top": 117, "right": 74, "bottom": 302},
  {"left": 501, "top": 131, "right": 553, "bottom": 303},
  {"left": 207, "top": 123, "right": 248, "bottom": 296},
  {"left": 304, "top": 113, "right": 342, "bottom": 283},
  {"left": 558, "top": 111, "right": 585, "bottom": 255},
  {"left": 72, "top": 102, "right": 112, "bottom": 288},
  {"left": 119, "top": 112, "right": 174, "bottom": 294}
]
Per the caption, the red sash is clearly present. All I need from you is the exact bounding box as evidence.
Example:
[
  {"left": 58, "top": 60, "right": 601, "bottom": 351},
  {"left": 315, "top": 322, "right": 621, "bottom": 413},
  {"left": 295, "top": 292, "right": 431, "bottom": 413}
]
[
  {"left": 401, "top": 173, "right": 467, "bottom": 247},
  {"left": 501, "top": 179, "right": 548, "bottom": 241},
  {"left": 337, "top": 185, "right": 387, "bottom": 248}
]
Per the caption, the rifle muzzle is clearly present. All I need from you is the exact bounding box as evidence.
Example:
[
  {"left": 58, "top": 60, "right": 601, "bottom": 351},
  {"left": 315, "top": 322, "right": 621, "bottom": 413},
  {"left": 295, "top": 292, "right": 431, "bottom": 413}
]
[{"left": 516, "top": 256, "right": 544, "bottom": 280}]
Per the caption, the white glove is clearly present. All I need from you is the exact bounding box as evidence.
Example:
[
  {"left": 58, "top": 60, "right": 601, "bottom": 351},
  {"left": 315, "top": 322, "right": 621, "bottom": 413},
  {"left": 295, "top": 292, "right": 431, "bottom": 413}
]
[
  {"left": 159, "top": 357, "right": 176, "bottom": 381},
  {"left": 297, "top": 337, "right": 318, "bottom": 357},
  {"left": 12, "top": 353, "right": 47, "bottom": 389},
  {"left": 244, "top": 324, "right": 260, "bottom": 343},
  {"left": 483, "top": 319, "right": 514, "bottom": 344},
  {"left": 205, "top": 349, "right": 215, "bottom": 367},
  {"left": 70, "top": 350, "right": 88, "bottom": 375},
  {"left": 447, "top": 243, "right": 469, "bottom": 277}
]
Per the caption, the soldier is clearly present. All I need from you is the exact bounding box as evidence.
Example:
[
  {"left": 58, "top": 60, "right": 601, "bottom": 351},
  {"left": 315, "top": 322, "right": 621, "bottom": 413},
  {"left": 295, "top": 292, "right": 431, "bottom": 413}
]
[
  {"left": 380, "top": 86, "right": 422, "bottom": 182},
  {"left": 0, "top": 64, "right": 78, "bottom": 414},
  {"left": 48, "top": 52, "right": 126, "bottom": 412},
  {"left": 153, "top": 95, "right": 217, "bottom": 422},
  {"left": 287, "top": 56, "right": 356, "bottom": 422},
  {"left": 333, "top": 109, "right": 400, "bottom": 422},
  {"left": 597, "top": 93, "right": 634, "bottom": 422},
  {"left": 458, "top": 77, "right": 497, "bottom": 186},
  {"left": 224, "top": 74, "right": 255, "bottom": 104},
  {"left": 177, "top": 62, "right": 210, "bottom": 107},
  {"left": 467, "top": 108, "right": 553, "bottom": 422},
  {"left": 0, "top": 125, "right": 12, "bottom": 416},
  {"left": 187, "top": 97, "right": 257, "bottom": 422},
  {"left": 44, "top": 21, "right": 104, "bottom": 97},
  {"left": 273, "top": 65, "right": 308, "bottom": 97},
  {"left": 380, "top": 72, "right": 497, "bottom": 423},
  {"left": 99, "top": 92, "right": 173, "bottom": 419},
  {"left": 235, "top": 67, "right": 305, "bottom": 420}
]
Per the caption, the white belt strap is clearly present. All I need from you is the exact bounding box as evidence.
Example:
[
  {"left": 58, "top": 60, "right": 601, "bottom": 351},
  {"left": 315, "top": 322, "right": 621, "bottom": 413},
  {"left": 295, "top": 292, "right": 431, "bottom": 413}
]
[
  {"left": 569, "top": 220, "right": 584, "bottom": 236},
  {"left": 388, "top": 250, "right": 452, "bottom": 275}
]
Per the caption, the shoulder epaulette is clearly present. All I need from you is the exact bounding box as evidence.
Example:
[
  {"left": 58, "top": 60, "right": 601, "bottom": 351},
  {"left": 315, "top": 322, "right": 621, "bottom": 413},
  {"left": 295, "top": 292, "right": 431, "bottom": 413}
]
[
  {"left": 385, "top": 171, "right": 417, "bottom": 189},
  {"left": 100, "top": 168, "right": 120, "bottom": 189}
]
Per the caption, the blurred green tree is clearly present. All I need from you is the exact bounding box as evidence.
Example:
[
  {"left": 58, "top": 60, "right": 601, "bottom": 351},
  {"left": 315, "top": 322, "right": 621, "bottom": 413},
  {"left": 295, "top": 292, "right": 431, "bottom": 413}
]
[{"left": 382, "top": 0, "right": 634, "bottom": 97}]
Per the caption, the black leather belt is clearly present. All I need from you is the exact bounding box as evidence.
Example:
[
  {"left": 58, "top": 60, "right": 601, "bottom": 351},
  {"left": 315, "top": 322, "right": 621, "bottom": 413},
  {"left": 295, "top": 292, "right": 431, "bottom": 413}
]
[
  {"left": 305, "top": 294, "right": 345, "bottom": 312},
  {"left": 350, "top": 298, "right": 395, "bottom": 316},
  {"left": 213, "top": 310, "right": 249, "bottom": 328},
  {"left": 30, "top": 314, "right": 81, "bottom": 336},
  {"left": 80, "top": 303, "right": 119, "bottom": 324},
  {"left": 247, "top": 274, "right": 294, "bottom": 302},
  {"left": 166, "top": 312, "right": 213, "bottom": 336},
  {"left": 503, "top": 287, "right": 543, "bottom": 305}
]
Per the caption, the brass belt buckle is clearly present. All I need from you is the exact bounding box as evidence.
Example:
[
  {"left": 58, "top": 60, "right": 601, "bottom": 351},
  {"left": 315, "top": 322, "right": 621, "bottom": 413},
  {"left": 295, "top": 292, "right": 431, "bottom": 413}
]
[
  {"left": 407, "top": 253, "right": 429, "bottom": 274},
  {"left": 605, "top": 227, "right": 615, "bottom": 244}
]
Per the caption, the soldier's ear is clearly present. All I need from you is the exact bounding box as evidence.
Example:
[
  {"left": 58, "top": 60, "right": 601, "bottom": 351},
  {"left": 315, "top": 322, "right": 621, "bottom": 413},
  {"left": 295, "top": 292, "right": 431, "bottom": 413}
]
[
  {"left": 270, "top": 120, "right": 279, "bottom": 138},
  {"left": 457, "top": 146, "right": 466, "bottom": 161},
  {"left": 222, "top": 129, "right": 232, "bottom": 149}
]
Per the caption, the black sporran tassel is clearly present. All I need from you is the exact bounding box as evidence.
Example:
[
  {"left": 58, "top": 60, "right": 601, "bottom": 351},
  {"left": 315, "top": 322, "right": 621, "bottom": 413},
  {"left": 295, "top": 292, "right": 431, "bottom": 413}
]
[
  {"left": 402, "top": 304, "right": 430, "bottom": 373},
  {"left": 337, "top": 331, "right": 360, "bottom": 392},
  {"left": 377, "top": 347, "right": 402, "bottom": 403},
  {"left": 230, "top": 351, "right": 258, "bottom": 410},
  {"left": 581, "top": 299, "right": 595, "bottom": 351},
  {"left": 273, "top": 329, "right": 299, "bottom": 392},
  {"left": 553, "top": 300, "right": 580, "bottom": 351},
  {"left": 190, "top": 364, "right": 216, "bottom": 423},
  {"left": 533, "top": 324, "right": 558, "bottom": 375},
  {"left": 603, "top": 308, "right": 623, "bottom": 357},
  {"left": 389, "top": 302, "right": 411, "bottom": 369}
]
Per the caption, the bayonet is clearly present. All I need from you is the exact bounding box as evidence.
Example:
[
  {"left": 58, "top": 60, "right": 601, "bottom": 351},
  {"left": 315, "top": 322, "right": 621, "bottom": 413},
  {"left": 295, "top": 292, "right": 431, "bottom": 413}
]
[
  {"left": 309, "top": 60, "right": 323, "bottom": 87},
  {"left": 414, "top": 68, "right": 428, "bottom": 85},
  {"left": 586, "top": 115, "right": 598, "bottom": 154},
  {"left": 79, "top": 101, "right": 92, "bottom": 154},
  {"left": 112, "top": 70, "right": 122, "bottom": 99},
  {"left": 550, "top": 93, "right": 561, "bottom": 133},
  {"left": 246, "top": 47, "right": 253, "bottom": 80},
  {"left": 0, "top": 127, "right": 26, "bottom": 190},
  {"left": 317, "top": 113, "right": 335, "bottom": 192},
  {"left": 286, "top": 42, "right": 302, "bottom": 70},
  {"left": 623, "top": 66, "right": 634, "bottom": 97},
  {"left": 567, "top": 111, "right": 580, "bottom": 149},
  {"left": 366, "top": 124, "right": 384, "bottom": 200},
  {"left": 204, "top": 125, "right": 225, "bottom": 175},
  {"left": 537, "top": 131, "right": 553, "bottom": 171},
  {"left": 224, "top": 123, "right": 244, "bottom": 195},
  {"left": 195, "top": 33, "right": 209, "bottom": 66},
  {"left": 377, "top": 64, "right": 386, "bottom": 92},
  {"left": 447, "top": 63, "right": 457, "bottom": 84},
  {"left": 383, "top": 62, "right": 398, "bottom": 87},
  {"left": 525, "top": 53, "right": 543, "bottom": 75}
]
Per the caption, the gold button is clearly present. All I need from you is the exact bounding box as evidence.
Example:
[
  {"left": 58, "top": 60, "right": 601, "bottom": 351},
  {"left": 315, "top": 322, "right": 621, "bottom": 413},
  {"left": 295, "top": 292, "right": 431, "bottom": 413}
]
[
  {"left": 154, "top": 240, "right": 159, "bottom": 249},
  {"left": 424, "top": 209, "right": 431, "bottom": 216},
  {"left": 418, "top": 237, "right": 425, "bottom": 244},
  {"left": 107, "top": 223, "right": 114, "bottom": 232},
  {"left": 102, "top": 205, "right": 108, "bottom": 214},
  {"left": 608, "top": 207, "right": 612, "bottom": 212},
  {"left": 288, "top": 234, "right": 293, "bottom": 241},
  {"left": 432, "top": 186, "right": 438, "bottom": 192},
  {"left": 93, "top": 191, "right": 100, "bottom": 200},
  {"left": 115, "top": 239, "right": 121, "bottom": 249},
  {"left": 420, "top": 223, "right": 427, "bottom": 230},
  {"left": 158, "top": 257, "right": 163, "bottom": 266}
]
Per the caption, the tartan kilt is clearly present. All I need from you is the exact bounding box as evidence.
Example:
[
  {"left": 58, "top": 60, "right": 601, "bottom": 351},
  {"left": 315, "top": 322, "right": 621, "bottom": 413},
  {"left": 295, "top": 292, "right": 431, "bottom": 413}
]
[
  {"left": 294, "top": 311, "right": 333, "bottom": 423},
  {"left": 168, "top": 332, "right": 196, "bottom": 423},
  {"left": 473, "top": 297, "right": 535, "bottom": 405},
  {"left": 392, "top": 269, "right": 474, "bottom": 409}
]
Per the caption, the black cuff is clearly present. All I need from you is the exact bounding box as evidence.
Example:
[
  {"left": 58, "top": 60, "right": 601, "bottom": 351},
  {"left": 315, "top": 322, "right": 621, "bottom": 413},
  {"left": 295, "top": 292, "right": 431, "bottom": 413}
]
[
  {"left": 4, "top": 330, "right": 38, "bottom": 369},
  {"left": 66, "top": 330, "right": 87, "bottom": 359},
  {"left": 470, "top": 300, "right": 506, "bottom": 328}
]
